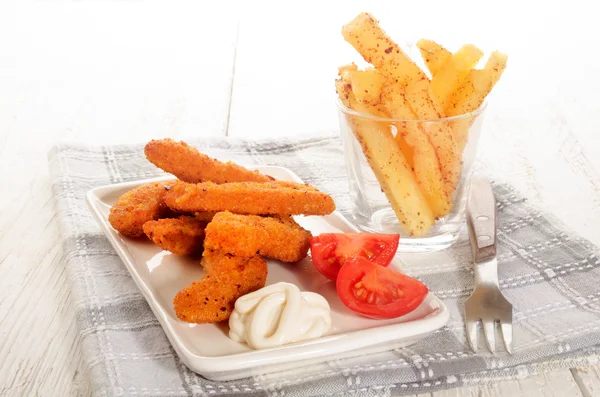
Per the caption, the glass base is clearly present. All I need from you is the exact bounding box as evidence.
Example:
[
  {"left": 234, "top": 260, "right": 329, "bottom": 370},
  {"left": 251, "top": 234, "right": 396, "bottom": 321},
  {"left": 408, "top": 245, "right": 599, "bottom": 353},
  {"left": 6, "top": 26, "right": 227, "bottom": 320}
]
[{"left": 352, "top": 208, "right": 461, "bottom": 253}]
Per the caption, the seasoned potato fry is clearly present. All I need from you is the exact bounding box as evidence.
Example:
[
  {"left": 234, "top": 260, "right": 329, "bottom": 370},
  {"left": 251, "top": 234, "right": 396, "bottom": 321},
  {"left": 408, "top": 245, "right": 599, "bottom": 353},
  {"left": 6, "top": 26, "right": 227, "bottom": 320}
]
[
  {"left": 339, "top": 66, "right": 415, "bottom": 169},
  {"left": 348, "top": 67, "right": 387, "bottom": 105},
  {"left": 336, "top": 72, "right": 435, "bottom": 236},
  {"left": 417, "top": 39, "right": 452, "bottom": 77},
  {"left": 449, "top": 118, "right": 476, "bottom": 153},
  {"left": 342, "top": 13, "right": 426, "bottom": 86},
  {"left": 395, "top": 134, "right": 415, "bottom": 170},
  {"left": 404, "top": 79, "right": 445, "bottom": 119},
  {"left": 405, "top": 79, "right": 460, "bottom": 194},
  {"left": 338, "top": 63, "right": 358, "bottom": 77},
  {"left": 338, "top": 12, "right": 508, "bottom": 236},
  {"left": 431, "top": 44, "right": 484, "bottom": 110},
  {"left": 446, "top": 51, "right": 508, "bottom": 116},
  {"left": 380, "top": 83, "right": 451, "bottom": 217}
]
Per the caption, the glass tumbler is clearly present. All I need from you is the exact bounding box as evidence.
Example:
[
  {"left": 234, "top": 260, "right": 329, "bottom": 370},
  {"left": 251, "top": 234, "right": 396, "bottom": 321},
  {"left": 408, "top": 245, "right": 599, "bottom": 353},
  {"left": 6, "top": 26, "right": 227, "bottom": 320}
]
[{"left": 338, "top": 101, "right": 486, "bottom": 253}]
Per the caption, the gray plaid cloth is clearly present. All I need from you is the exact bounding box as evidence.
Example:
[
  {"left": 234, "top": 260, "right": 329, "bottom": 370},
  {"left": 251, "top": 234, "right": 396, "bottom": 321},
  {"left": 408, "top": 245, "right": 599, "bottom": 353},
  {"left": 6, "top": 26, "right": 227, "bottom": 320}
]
[{"left": 49, "top": 136, "right": 600, "bottom": 397}]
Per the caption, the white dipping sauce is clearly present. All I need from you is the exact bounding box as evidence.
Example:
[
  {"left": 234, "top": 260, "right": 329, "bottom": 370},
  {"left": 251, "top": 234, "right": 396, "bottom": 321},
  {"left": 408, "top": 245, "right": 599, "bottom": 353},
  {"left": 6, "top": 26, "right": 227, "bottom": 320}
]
[{"left": 229, "top": 282, "right": 331, "bottom": 349}]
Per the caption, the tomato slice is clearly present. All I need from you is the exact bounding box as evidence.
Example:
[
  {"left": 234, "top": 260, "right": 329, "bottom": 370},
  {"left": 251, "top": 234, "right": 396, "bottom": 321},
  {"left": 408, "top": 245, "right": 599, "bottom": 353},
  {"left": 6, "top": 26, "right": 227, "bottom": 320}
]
[
  {"left": 336, "top": 257, "right": 428, "bottom": 319},
  {"left": 310, "top": 233, "right": 400, "bottom": 281}
]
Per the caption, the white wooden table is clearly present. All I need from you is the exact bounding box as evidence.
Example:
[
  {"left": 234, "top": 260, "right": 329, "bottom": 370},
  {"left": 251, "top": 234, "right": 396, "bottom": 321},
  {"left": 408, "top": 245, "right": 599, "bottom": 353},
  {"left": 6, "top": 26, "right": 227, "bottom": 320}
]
[{"left": 1, "top": 1, "right": 600, "bottom": 396}]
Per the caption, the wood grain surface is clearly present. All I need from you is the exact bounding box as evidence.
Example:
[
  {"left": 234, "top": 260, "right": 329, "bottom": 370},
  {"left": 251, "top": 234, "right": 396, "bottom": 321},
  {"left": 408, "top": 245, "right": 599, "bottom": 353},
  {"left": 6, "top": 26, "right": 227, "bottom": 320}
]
[{"left": 1, "top": 1, "right": 599, "bottom": 396}]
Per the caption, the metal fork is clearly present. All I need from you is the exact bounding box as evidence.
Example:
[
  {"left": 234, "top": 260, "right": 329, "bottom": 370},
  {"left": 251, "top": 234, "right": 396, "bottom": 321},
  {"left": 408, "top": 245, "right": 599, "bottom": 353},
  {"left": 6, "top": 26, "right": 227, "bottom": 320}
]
[{"left": 464, "top": 178, "right": 513, "bottom": 354}]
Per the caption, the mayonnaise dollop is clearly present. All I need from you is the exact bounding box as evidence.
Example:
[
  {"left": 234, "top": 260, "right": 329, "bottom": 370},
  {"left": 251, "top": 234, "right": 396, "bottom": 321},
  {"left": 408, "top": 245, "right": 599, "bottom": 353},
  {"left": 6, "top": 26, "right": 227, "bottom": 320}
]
[{"left": 229, "top": 282, "right": 331, "bottom": 349}]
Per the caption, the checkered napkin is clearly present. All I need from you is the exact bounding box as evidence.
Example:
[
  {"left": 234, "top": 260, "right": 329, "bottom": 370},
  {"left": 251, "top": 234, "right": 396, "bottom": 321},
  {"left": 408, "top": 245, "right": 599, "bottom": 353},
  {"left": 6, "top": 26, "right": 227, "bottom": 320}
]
[{"left": 49, "top": 136, "right": 600, "bottom": 397}]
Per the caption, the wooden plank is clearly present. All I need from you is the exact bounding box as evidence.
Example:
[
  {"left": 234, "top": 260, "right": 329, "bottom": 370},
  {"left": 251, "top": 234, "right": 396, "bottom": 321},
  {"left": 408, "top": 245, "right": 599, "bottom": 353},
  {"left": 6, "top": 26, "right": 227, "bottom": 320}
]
[
  {"left": 0, "top": 3, "right": 237, "bottom": 145},
  {"left": 227, "top": 4, "right": 363, "bottom": 138},
  {"left": 1, "top": 1, "right": 599, "bottom": 396},
  {"left": 0, "top": 3, "right": 237, "bottom": 396},
  {"left": 226, "top": 1, "right": 600, "bottom": 253},
  {"left": 432, "top": 371, "right": 583, "bottom": 397},
  {"left": 226, "top": 3, "right": 599, "bottom": 397},
  {"left": 226, "top": 1, "right": 520, "bottom": 139},
  {"left": 571, "top": 366, "right": 600, "bottom": 397}
]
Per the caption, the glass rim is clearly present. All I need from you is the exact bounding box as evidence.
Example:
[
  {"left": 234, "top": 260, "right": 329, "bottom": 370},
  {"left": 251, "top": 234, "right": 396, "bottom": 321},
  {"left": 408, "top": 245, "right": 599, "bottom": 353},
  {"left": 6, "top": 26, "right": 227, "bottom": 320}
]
[{"left": 336, "top": 99, "right": 487, "bottom": 122}]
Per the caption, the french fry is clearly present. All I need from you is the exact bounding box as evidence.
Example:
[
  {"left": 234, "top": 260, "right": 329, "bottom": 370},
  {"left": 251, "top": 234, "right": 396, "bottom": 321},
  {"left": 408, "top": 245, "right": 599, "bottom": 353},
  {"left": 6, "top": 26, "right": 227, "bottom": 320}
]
[
  {"left": 431, "top": 44, "right": 484, "bottom": 110},
  {"left": 446, "top": 51, "right": 508, "bottom": 116},
  {"left": 449, "top": 117, "right": 477, "bottom": 153},
  {"left": 336, "top": 71, "right": 435, "bottom": 236},
  {"left": 338, "top": 63, "right": 359, "bottom": 75},
  {"left": 338, "top": 12, "right": 508, "bottom": 236},
  {"left": 348, "top": 67, "right": 387, "bottom": 105},
  {"left": 342, "top": 67, "right": 414, "bottom": 167},
  {"left": 417, "top": 39, "right": 452, "bottom": 77},
  {"left": 342, "top": 13, "right": 427, "bottom": 86},
  {"left": 380, "top": 83, "right": 451, "bottom": 217},
  {"left": 395, "top": 134, "right": 415, "bottom": 170},
  {"left": 405, "top": 79, "right": 460, "bottom": 194}
]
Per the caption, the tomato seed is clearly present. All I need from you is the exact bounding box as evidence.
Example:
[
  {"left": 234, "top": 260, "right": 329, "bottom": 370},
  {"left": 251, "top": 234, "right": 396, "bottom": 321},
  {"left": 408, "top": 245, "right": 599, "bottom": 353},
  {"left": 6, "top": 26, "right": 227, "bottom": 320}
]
[{"left": 367, "top": 292, "right": 375, "bottom": 304}]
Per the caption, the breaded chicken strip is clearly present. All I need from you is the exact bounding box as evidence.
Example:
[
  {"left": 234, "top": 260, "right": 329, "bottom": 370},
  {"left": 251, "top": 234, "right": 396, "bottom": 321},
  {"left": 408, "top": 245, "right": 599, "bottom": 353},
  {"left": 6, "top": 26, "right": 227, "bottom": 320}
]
[
  {"left": 144, "top": 138, "right": 272, "bottom": 184},
  {"left": 164, "top": 181, "right": 336, "bottom": 216},
  {"left": 173, "top": 250, "right": 267, "bottom": 323},
  {"left": 204, "top": 212, "right": 312, "bottom": 262},
  {"left": 143, "top": 216, "right": 207, "bottom": 255},
  {"left": 194, "top": 211, "right": 218, "bottom": 223},
  {"left": 108, "top": 180, "right": 176, "bottom": 237}
]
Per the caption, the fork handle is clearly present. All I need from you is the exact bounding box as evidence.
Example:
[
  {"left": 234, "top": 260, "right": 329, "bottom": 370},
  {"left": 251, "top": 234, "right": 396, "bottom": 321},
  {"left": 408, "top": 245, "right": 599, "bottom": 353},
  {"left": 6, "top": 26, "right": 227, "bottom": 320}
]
[{"left": 467, "top": 178, "right": 497, "bottom": 263}]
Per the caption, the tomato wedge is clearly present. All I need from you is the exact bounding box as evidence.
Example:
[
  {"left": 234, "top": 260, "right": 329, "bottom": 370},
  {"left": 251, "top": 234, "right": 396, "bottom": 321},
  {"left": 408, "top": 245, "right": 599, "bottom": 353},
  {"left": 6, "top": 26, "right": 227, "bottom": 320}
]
[
  {"left": 310, "top": 233, "right": 399, "bottom": 281},
  {"left": 336, "top": 257, "right": 428, "bottom": 319}
]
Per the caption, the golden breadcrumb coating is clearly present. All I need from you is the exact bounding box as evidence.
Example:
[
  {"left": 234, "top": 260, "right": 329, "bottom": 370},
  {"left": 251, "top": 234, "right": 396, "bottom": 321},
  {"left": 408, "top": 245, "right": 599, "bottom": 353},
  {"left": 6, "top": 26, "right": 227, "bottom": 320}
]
[
  {"left": 173, "top": 250, "right": 267, "bottom": 323},
  {"left": 144, "top": 138, "right": 272, "bottom": 183},
  {"left": 143, "top": 216, "right": 207, "bottom": 256},
  {"left": 108, "top": 180, "right": 176, "bottom": 237},
  {"left": 164, "top": 181, "right": 335, "bottom": 216},
  {"left": 204, "top": 212, "right": 311, "bottom": 262},
  {"left": 193, "top": 211, "right": 218, "bottom": 223}
]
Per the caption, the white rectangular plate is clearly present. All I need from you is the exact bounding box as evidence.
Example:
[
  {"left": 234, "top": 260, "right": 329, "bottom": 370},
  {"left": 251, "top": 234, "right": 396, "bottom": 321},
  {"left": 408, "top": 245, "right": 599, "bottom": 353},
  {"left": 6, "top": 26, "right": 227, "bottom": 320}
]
[{"left": 86, "top": 166, "right": 449, "bottom": 381}]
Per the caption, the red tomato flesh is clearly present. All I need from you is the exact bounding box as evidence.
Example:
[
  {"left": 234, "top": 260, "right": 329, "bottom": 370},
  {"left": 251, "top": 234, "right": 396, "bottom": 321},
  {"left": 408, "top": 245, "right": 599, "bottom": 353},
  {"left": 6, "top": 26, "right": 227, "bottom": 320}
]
[
  {"left": 336, "top": 257, "right": 429, "bottom": 319},
  {"left": 309, "top": 233, "right": 399, "bottom": 281}
]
